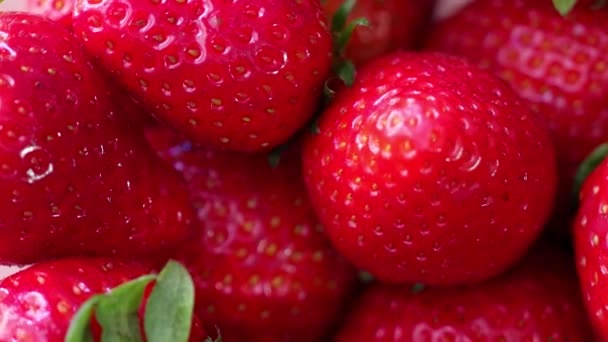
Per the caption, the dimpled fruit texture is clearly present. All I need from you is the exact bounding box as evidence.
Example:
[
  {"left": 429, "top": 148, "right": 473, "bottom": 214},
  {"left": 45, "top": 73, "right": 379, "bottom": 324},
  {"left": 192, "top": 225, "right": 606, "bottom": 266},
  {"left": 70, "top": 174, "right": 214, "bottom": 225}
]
[
  {"left": 72, "top": 0, "right": 332, "bottom": 152},
  {"left": 335, "top": 245, "right": 592, "bottom": 341},
  {"left": 575, "top": 158, "right": 608, "bottom": 341},
  {"left": 26, "top": 0, "right": 75, "bottom": 27},
  {"left": 145, "top": 127, "right": 356, "bottom": 342},
  {"left": 323, "top": 0, "right": 437, "bottom": 66},
  {"left": 0, "top": 14, "right": 193, "bottom": 264},
  {"left": 302, "top": 52, "right": 557, "bottom": 286},
  {"left": 427, "top": 0, "right": 608, "bottom": 221},
  {"left": 0, "top": 258, "right": 153, "bottom": 341}
]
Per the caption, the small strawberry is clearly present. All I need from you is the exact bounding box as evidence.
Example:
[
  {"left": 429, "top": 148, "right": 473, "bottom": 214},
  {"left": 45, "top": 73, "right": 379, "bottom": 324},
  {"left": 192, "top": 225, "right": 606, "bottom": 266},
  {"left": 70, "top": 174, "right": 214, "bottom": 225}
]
[
  {"left": 145, "top": 125, "right": 357, "bottom": 342},
  {"left": 302, "top": 51, "right": 557, "bottom": 286},
  {"left": 26, "top": 0, "right": 75, "bottom": 27},
  {"left": 335, "top": 243, "right": 593, "bottom": 341},
  {"left": 323, "top": 0, "right": 437, "bottom": 66},
  {"left": 72, "top": 0, "right": 332, "bottom": 152},
  {"left": 0, "top": 258, "right": 204, "bottom": 342},
  {"left": 0, "top": 13, "right": 194, "bottom": 264},
  {"left": 573, "top": 144, "right": 608, "bottom": 340},
  {"left": 427, "top": 0, "right": 608, "bottom": 222}
]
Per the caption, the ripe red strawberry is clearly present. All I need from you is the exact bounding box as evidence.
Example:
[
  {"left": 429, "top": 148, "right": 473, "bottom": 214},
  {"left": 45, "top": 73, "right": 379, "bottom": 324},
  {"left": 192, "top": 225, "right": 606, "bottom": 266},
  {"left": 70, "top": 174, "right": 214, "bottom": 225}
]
[
  {"left": 574, "top": 147, "right": 608, "bottom": 341},
  {"left": 72, "top": 0, "right": 332, "bottom": 153},
  {"left": 0, "top": 13, "right": 194, "bottom": 264},
  {"left": 426, "top": 0, "right": 608, "bottom": 222},
  {"left": 302, "top": 52, "right": 557, "bottom": 286},
  {"left": 335, "top": 244, "right": 593, "bottom": 341},
  {"left": 323, "top": 0, "right": 437, "bottom": 66},
  {"left": 26, "top": 0, "right": 75, "bottom": 27},
  {"left": 145, "top": 126, "right": 357, "bottom": 342},
  {"left": 0, "top": 258, "right": 205, "bottom": 341}
]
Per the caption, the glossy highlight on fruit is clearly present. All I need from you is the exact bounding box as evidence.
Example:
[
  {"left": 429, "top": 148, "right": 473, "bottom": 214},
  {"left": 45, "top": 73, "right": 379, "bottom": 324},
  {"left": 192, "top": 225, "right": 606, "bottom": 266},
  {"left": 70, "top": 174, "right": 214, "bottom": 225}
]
[
  {"left": 0, "top": 13, "right": 194, "bottom": 264},
  {"left": 73, "top": 0, "right": 332, "bottom": 152},
  {"left": 427, "top": 0, "right": 608, "bottom": 221},
  {"left": 302, "top": 51, "right": 557, "bottom": 286},
  {"left": 145, "top": 126, "right": 356, "bottom": 342},
  {"left": 336, "top": 244, "right": 592, "bottom": 341}
]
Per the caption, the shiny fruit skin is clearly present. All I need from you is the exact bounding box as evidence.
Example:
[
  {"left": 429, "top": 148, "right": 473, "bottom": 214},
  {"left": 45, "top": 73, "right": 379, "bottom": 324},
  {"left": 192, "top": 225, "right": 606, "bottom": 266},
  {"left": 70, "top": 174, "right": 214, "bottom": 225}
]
[
  {"left": 427, "top": 0, "right": 608, "bottom": 222},
  {"left": 335, "top": 244, "right": 592, "bottom": 341},
  {"left": 73, "top": 0, "right": 332, "bottom": 152},
  {"left": 302, "top": 51, "right": 557, "bottom": 286},
  {"left": 0, "top": 13, "right": 194, "bottom": 264}
]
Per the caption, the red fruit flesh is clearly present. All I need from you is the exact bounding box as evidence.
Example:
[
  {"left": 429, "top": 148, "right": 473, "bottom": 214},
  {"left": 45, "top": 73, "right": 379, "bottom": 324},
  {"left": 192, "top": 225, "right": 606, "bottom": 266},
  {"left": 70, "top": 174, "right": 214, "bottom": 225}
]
[
  {"left": 427, "top": 0, "right": 608, "bottom": 221},
  {"left": 72, "top": 0, "right": 332, "bottom": 152},
  {"left": 146, "top": 126, "right": 356, "bottom": 342},
  {"left": 335, "top": 244, "right": 592, "bottom": 341},
  {"left": 323, "top": 0, "right": 437, "bottom": 65},
  {"left": 0, "top": 258, "right": 153, "bottom": 342},
  {"left": 0, "top": 13, "right": 194, "bottom": 264},
  {"left": 302, "top": 52, "right": 557, "bottom": 286},
  {"left": 575, "top": 158, "right": 608, "bottom": 340}
]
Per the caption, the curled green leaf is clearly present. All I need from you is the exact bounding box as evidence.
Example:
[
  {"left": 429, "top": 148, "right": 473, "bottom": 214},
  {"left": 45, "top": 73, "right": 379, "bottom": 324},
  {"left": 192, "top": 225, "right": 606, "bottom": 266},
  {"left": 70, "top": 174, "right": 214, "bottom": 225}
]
[
  {"left": 553, "top": 0, "right": 578, "bottom": 15},
  {"left": 144, "top": 260, "right": 195, "bottom": 342}
]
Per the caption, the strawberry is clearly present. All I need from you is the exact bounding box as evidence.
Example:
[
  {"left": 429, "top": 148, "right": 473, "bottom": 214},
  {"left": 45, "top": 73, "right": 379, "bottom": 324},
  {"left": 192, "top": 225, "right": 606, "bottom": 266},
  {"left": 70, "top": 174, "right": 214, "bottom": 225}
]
[
  {"left": 26, "top": 0, "right": 75, "bottom": 27},
  {"left": 573, "top": 145, "right": 608, "bottom": 341},
  {"left": 145, "top": 126, "right": 357, "bottom": 342},
  {"left": 0, "top": 258, "right": 204, "bottom": 342},
  {"left": 323, "top": 0, "right": 437, "bottom": 66},
  {"left": 426, "top": 0, "right": 608, "bottom": 223},
  {"left": 0, "top": 13, "right": 194, "bottom": 264},
  {"left": 302, "top": 51, "right": 557, "bottom": 286},
  {"left": 335, "top": 243, "right": 593, "bottom": 341},
  {"left": 72, "top": 0, "right": 332, "bottom": 153}
]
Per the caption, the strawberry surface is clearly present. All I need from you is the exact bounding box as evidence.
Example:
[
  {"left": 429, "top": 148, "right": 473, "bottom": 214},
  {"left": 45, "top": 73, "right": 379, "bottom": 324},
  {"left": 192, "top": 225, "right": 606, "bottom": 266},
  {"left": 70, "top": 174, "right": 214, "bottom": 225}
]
[
  {"left": 427, "top": 0, "right": 608, "bottom": 222},
  {"left": 575, "top": 155, "right": 608, "bottom": 340},
  {"left": 146, "top": 126, "right": 357, "bottom": 342},
  {"left": 302, "top": 51, "right": 557, "bottom": 286},
  {"left": 0, "top": 258, "right": 152, "bottom": 341},
  {"left": 26, "top": 0, "right": 75, "bottom": 27},
  {"left": 0, "top": 13, "right": 194, "bottom": 264},
  {"left": 335, "top": 244, "right": 592, "bottom": 341},
  {"left": 323, "top": 0, "right": 437, "bottom": 66},
  {"left": 73, "top": 0, "right": 332, "bottom": 152}
]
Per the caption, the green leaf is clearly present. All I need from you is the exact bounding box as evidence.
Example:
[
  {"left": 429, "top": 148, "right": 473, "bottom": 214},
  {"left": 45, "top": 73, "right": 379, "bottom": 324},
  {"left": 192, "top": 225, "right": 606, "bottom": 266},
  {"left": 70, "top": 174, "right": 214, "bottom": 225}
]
[
  {"left": 411, "top": 283, "right": 426, "bottom": 294},
  {"left": 65, "top": 295, "right": 103, "bottom": 342},
  {"left": 144, "top": 260, "right": 195, "bottom": 342},
  {"left": 553, "top": 0, "right": 578, "bottom": 15},
  {"left": 331, "top": 0, "right": 357, "bottom": 33},
  {"left": 335, "top": 60, "right": 356, "bottom": 87},
  {"left": 358, "top": 270, "right": 375, "bottom": 284},
  {"left": 573, "top": 143, "right": 608, "bottom": 201},
  {"left": 95, "top": 275, "right": 156, "bottom": 342},
  {"left": 335, "top": 17, "right": 369, "bottom": 55}
]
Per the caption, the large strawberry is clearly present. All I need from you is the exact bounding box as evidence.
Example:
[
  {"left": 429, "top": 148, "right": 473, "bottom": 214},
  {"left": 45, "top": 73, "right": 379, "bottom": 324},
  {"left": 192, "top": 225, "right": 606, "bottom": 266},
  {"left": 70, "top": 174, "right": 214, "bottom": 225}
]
[
  {"left": 0, "top": 258, "right": 204, "bottom": 342},
  {"left": 26, "top": 0, "right": 75, "bottom": 27},
  {"left": 145, "top": 126, "right": 357, "bottom": 342},
  {"left": 302, "top": 51, "right": 557, "bottom": 286},
  {"left": 0, "top": 13, "right": 194, "bottom": 264},
  {"left": 573, "top": 144, "right": 608, "bottom": 340},
  {"left": 72, "top": 0, "right": 332, "bottom": 153},
  {"left": 335, "top": 243, "right": 593, "bottom": 341},
  {"left": 426, "top": 0, "right": 608, "bottom": 222},
  {"left": 323, "top": 0, "right": 436, "bottom": 66}
]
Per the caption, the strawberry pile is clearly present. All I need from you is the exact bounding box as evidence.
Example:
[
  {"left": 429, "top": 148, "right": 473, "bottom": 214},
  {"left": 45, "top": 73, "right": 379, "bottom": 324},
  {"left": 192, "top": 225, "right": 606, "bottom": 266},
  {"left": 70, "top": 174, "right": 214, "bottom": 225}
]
[{"left": 1, "top": 0, "right": 608, "bottom": 341}]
